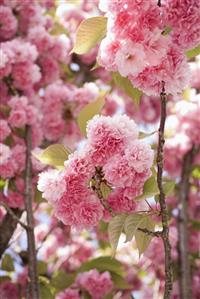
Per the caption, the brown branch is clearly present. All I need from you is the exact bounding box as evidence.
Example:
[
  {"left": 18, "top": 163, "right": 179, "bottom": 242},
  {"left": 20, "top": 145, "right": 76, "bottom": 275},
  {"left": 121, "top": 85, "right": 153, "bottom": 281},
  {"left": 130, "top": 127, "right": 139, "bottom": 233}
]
[
  {"left": 137, "top": 228, "right": 162, "bottom": 238},
  {"left": 0, "top": 209, "right": 23, "bottom": 258},
  {"left": 158, "top": 0, "right": 162, "bottom": 6},
  {"left": 157, "top": 82, "right": 173, "bottom": 299},
  {"left": 178, "top": 146, "right": 199, "bottom": 299},
  {"left": 1, "top": 203, "right": 29, "bottom": 230},
  {"left": 24, "top": 125, "right": 40, "bottom": 299},
  {"left": 93, "top": 167, "right": 115, "bottom": 216}
]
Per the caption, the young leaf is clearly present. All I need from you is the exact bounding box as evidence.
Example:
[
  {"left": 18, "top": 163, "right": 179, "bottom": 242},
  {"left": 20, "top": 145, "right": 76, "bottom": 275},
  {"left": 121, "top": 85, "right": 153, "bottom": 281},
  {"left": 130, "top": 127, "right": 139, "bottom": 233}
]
[
  {"left": 112, "top": 72, "right": 142, "bottom": 106},
  {"left": 100, "top": 182, "right": 112, "bottom": 199},
  {"left": 124, "top": 214, "right": 144, "bottom": 242},
  {"left": 33, "top": 144, "right": 70, "bottom": 169},
  {"left": 1, "top": 254, "right": 14, "bottom": 272},
  {"left": 110, "top": 272, "right": 130, "bottom": 289},
  {"left": 72, "top": 16, "right": 107, "bottom": 54},
  {"left": 77, "top": 93, "right": 105, "bottom": 136},
  {"left": 39, "top": 277, "right": 54, "bottom": 299},
  {"left": 186, "top": 44, "right": 200, "bottom": 58},
  {"left": 77, "top": 256, "right": 124, "bottom": 276},
  {"left": 51, "top": 270, "right": 74, "bottom": 291},
  {"left": 163, "top": 180, "right": 175, "bottom": 196},
  {"left": 135, "top": 216, "right": 156, "bottom": 257},
  {"left": 108, "top": 214, "right": 127, "bottom": 254},
  {"left": 135, "top": 175, "right": 159, "bottom": 200},
  {"left": 37, "top": 261, "right": 47, "bottom": 275},
  {"left": 139, "top": 131, "right": 157, "bottom": 139}
]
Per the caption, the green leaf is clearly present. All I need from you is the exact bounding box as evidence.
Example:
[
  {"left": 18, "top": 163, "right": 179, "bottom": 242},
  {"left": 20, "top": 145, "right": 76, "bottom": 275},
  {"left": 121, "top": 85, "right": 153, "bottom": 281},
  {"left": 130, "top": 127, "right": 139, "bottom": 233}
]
[
  {"left": 77, "top": 256, "right": 124, "bottom": 276},
  {"left": 37, "top": 261, "right": 47, "bottom": 275},
  {"left": 50, "top": 22, "right": 68, "bottom": 36},
  {"left": 34, "top": 189, "right": 45, "bottom": 204},
  {"left": 82, "top": 290, "right": 91, "bottom": 299},
  {"left": 72, "top": 16, "right": 107, "bottom": 54},
  {"left": 112, "top": 72, "right": 142, "bottom": 106},
  {"left": 163, "top": 180, "right": 175, "bottom": 196},
  {"left": 0, "top": 179, "right": 6, "bottom": 190},
  {"left": 51, "top": 270, "right": 74, "bottom": 291},
  {"left": 110, "top": 272, "right": 130, "bottom": 289},
  {"left": 39, "top": 277, "right": 54, "bottom": 299},
  {"left": 33, "top": 144, "right": 70, "bottom": 169},
  {"left": 77, "top": 93, "right": 105, "bottom": 136},
  {"left": 135, "top": 216, "right": 155, "bottom": 257},
  {"left": 190, "top": 220, "right": 200, "bottom": 231},
  {"left": 136, "top": 175, "right": 159, "bottom": 200},
  {"left": 124, "top": 214, "right": 144, "bottom": 242},
  {"left": 162, "top": 26, "right": 172, "bottom": 36},
  {"left": 100, "top": 182, "right": 112, "bottom": 199},
  {"left": 192, "top": 166, "right": 200, "bottom": 179},
  {"left": 186, "top": 44, "right": 200, "bottom": 58},
  {"left": 1, "top": 254, "right": 14, "bottom": 272},
  {"left": 108, "top": 214, "right": 127, "bottom": 255},
  {"left": 139, "top": 131, "right": 157, "bottom": 139}
]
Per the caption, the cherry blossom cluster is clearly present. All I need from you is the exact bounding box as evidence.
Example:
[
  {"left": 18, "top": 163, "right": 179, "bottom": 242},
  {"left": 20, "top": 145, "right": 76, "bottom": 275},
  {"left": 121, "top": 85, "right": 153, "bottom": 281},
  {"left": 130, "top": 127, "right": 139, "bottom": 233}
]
[
  {"left": 38, "top": 114, "right": 154, "bottom": 228},
  {"left": 98, "top": 0, "right": 200, "bottom": 95},
  {"left": 0, "top": 0, "right": 103, "bottom": 211},
  {"left": 41, "top": 81, "right": 99, "bottom": 147},
  {"left": 56, "top": 269, "right": 113, "bottom": 299}
]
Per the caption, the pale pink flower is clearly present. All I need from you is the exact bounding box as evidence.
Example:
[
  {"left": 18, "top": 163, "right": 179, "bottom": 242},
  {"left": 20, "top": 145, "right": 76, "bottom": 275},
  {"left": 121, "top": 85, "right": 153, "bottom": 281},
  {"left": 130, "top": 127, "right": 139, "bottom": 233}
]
[
  {"left": 125, "top": 141, "right": 154, "bottom": 173},
  {"left": 74, "top": 199, "right": 104, "bottom": 228},
  {"left": 5, "top": 191, "right": 24, "bottom": 209},
  {"left": 8, "top": 110, "right": 27, "bottom": 128},
  {"left": 164, "top": 0, "right": 200, "bottom": 50},
  {"left": 27, "top": 25, "right": 53, "bottom": 53},
  {"left": 77, "top": 269, "right": 113, "bottom": 299},
  {"left": 0, "top": 5, "right": 17, "bottom": 40},
  {"left": 115, "top": 41, "right": 146, "bottom": 77},
  {"left": 56, "top": 289, "right": 81, "bottom": 299},
  {"left": 0, "top": 143, "right": 11, "bottom": 165},
  {"left": 39, "top": 54, "right": 60, "bottom": 85},
  {"left": 37, "top": 169, "right": 66, "bottom": 205},
  {"left": 43, "top": 116, "right": 65, "bottom": 141},
  {"left": 0, "top": 119, "right": 11, "bottom": 141},
  {"left": 108, "top": 189, "right": 136, "bottom": 213},
  {"left": 12, "top": 61, "right": 41, "bottom": 90},
  {"left": 131, "top": 46, "right": 190, "bottom": 96}
]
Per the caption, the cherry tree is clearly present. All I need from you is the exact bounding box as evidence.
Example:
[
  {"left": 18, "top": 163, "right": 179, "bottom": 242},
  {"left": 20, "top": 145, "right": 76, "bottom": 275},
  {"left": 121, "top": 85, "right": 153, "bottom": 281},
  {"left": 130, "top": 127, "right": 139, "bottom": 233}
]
[{"left": 0, "top": 1, "right": 200, "bottom": 299}]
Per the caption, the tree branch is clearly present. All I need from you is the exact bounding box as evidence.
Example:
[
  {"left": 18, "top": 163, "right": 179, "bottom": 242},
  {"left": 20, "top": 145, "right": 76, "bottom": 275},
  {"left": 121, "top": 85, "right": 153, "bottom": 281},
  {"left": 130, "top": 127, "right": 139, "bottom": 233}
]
[
  {"left": 93, "top": 167, "right": 115, "bottom": 216},
  {"left": 24, "top": 125, "right": 40, "bottom": 299},
  {"left": 157, "top": 82, "right": 173, "bottom": 299},
  {"left": 0, "top": 209, "right": 23, "bottom": 258},
  {"left": 178, "top": 146, "right": 199, "bottom": 299},
  {"left": 1, "top": 203, "right": 29, "bottom": 230},
  {"left": 137, "top": 228, "right": 162, "bottom": 238}
]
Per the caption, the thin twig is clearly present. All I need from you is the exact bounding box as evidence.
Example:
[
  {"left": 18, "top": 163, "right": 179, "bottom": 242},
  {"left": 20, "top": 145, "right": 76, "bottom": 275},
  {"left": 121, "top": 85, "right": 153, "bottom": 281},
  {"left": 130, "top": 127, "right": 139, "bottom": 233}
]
[
  {"left": 36, "top": 225, "right": 56, "bottom": 253},
  {"left": 157, "top": 82, "right": 173, "bottom": 299},
  {"left": 145, "top": 199, "right": 153, "bottom": 210},
  {"left": 93, "top": 167, "right": 115, "bottom": 216},
  {"left": 137, "top": 228, "right": 162, "bottom": 238},
  {"left": 1, "top": 203, "right": 29, "bottom": 230},
  {"left": 24, "top": 125, "right": 40, "bottom": 299},
  {"left": 0, "top": 208, "right": 23, "bottom": 258},
  {"left": 178, "top": 146, "right": 200, "bottom": 299},
  {"left": 157, "top": 0, "right": 161, "bottom": 7}
]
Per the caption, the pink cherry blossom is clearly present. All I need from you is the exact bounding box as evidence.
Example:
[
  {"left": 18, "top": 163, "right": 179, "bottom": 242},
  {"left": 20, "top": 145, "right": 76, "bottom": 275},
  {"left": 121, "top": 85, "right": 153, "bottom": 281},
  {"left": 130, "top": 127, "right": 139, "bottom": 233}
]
[
  {"left": 0, "top": 5, "right": 17, "bottom": 40},
  {"left": 56, "top": 289, "right": 81, "bottom": 299},
  {"left": 37, "top": 169, "right": 66, "bottom": 205},
  {"left": 0, "top": 119, "right": 11, "bottom": 141},
  {"left": 77, "top": 269, "right": 113, "bottom": 299}
]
